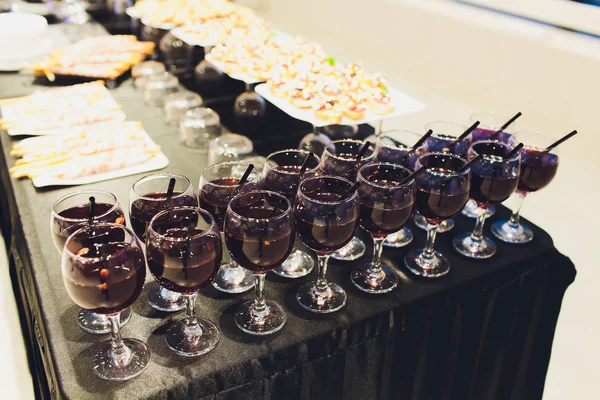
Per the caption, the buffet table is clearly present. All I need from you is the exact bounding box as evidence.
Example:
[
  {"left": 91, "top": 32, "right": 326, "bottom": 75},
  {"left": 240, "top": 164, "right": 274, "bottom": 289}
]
[{"left": 0, "top": 22, "right": 576, "bottom": 400}]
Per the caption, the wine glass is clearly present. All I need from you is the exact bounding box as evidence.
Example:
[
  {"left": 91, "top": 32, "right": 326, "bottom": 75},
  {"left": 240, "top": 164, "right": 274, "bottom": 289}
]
[
  {"left": 462, "top": 111, "right": 519, "bottom": 219},
  {"left": 62, "top": 223, "right": 150, "bottom": 381},
  {"left": 321, "top": 139, "right": 373, "bottom": 261},
  {"left": 146, "top": 207, "right": 222, "bottom": 355},
  {"left": 159, "top": 31, "right": 194, "bottom": 75},
  {"left": 351, "top": 163, "right": 415, "bottom": 293},
  {"left": 453, "top": 141, "right": 520, "bottom": 258},
  {"left": 224, "top": 191, "right": 295, "bottom": 335},
  {"left": 298, "top": 126, "right": 333, "bottom": 157},
  {"left": 195, "top": 47, "right": 225, "bottom": 98},
  {"left": 180, "top": 107, "right": 221, "bottom": 151},
  {"left": 413, "top": 121, "right": 468, "bottom": 234},
  {"left": 262, "top": 149, "right": 321, "bottom": 278},
  {"left": 199, "top": 161, "right": 261, "bottom": 293},
  {"left": 144, "top": 72, "right": 179, "bottom": 107},
  {"left": 468, "top": 111, "right": 518, "bottom": 145},
  {"left": 321, "top": 124, "right": 359, "bottom": 140},
  {"left": 51, "top": 190, "right": 131, "bottom": 334},
  {"left": 132, "top": 61, "right": 166, "bottom": 90},
  {"left": 295, "top": 176, "right": 360, "bottom": 313},
  {"left": 164, "top": 91, "right": 203, "bottom": 126},
  {"left": 130, "top": 173, "right": 198, "bottom": 312},
  {"left": 234, "top": 82, "right": 267, "bottom": 135},
  {"left": 374, "top": 130, "right": 423, "bottom": 248},
  {"left": 491, "top": 131, "right": 559, "bottom": 244},
  {"left": 404, "top": 153, "right": 470, "bottom": 278}
]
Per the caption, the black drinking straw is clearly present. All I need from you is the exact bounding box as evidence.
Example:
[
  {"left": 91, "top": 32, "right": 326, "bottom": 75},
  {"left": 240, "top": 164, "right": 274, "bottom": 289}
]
[
  {"left": 503, "top": 143, "right": 524, "bottom": 160},
  {"left": 356, "top": 141, "right": 372, "bottom": 163},
  {"left": 400, "top": 129, "right": 433, "bottom": 162},
  {"left": 163, "top": 177, "right": 176, "bottom": 211},
  {"left": 490, "top": 112, "right": 522, "bottom": 139},
  {"left": 182, "top": 219, "right": 194, "bottom": 281},
  {"left": 298, "top": 152, "right": 315, "bottom": 177},
  {"left": 447, "top": 121, "right": 480, "bottom": 151},
  {"left": 399, "top": 165, "right": 427, "bottom": 185},
  {"left": 232, "top": 163, "right": 254, "bottom": 197},
  {"left": 456, "top": 153, "right": 484, "bottom": 174},
  {"left": 543, "top": 130, "right": 577, "bottom": 153},
  {"left": 341, "top": 182, "right": 361, "bottom": 198},
  {"left": 87, "top": 196, "right": 96, "bottom": 225}
]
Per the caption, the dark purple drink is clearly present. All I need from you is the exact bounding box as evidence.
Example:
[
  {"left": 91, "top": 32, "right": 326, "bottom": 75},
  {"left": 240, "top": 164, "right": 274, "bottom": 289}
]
[
  {"left": 415, "top": 186, "right": 470, "bottom": 224},
  {"left": 130, "top": 192, "right": 198, "bottom": 240},
  {"left": 63, "top": 237, "right": 146, "bottom": 314},
  {"left": 147, "top": 227, "right": 222, "bottom": 294},
  {"left": 225, "top": 208, "right": 294, "bottom": 273},
  {"left": 470, "top": 127, "right": 515, "bottom": 146},
  {"left": 322, "top": 140, "right": 374, "bottom": 180},
  {"left": 199, "top": 177, "right": 260, "bottom": 228},
  {"left": 263, "top": 165, "right": 303, "bottom": 199},
  {"left": 469, "top": 142, "right": 519, "bottom": 208},
  {"left": 52, "top": 203, "right": 125, "bottom": 253},
  {"left": 294, "top": 192, "right": 358, "bottom": 253},
  {"left": 359, "top": 202, "right": 413, "bottom": 238},
  {"left": 517, "top": 147, "right": 559, "bottom": 193}
]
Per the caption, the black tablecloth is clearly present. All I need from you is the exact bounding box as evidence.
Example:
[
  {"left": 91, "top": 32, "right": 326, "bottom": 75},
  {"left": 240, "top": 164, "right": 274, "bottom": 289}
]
[{"left": 0, "top": 24, "right": 576, "bottom": 400}]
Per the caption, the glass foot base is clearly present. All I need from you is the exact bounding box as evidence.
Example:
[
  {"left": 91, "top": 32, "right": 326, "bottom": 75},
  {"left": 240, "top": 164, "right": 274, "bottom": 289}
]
[
  {"left": 78, "top": 308, "right": 131, "bottom": 334},
  {"left": 272, "top": 249, "right": 314, "bottom": 278},
  {"left": 461, "top": 200, "right": 496, "bottom": 219},
  {"left": 296, "top": 282, "right": 347, "bottom": 313},
  {"left": 331, "top": 236, "right": 366, "bottom": 261},
  {"left": 212, "top": 262, "right": 255, "bottom": 293},
  {"left": 383, "top": 227, "right": 413, "bottom": 248},
  {"left": 235, "top": 300, "right": 286, "bottom": 336},
  {"left": 404, "top": 249, "right": 450, "bottom": 278},
  {"left": 414, "top": 214, "right": 455, "bottom": 233},
  {"left": 93, "top": 338, "right": 151, "bottom": 381},
  {"left": 453, "top": 232, "right": 497, "bottom": 259},
  {"left": 490, "top": 220, "right": 534, "bottom": 244},
  {"left": 350, "top": 264, "right": 398, "bottom": 294},
  {"left": 147, "top": 285, "right": 185, "bottom": 312},
  {"left": 165, "top": 318, "right": 220, "bottom": 356}
]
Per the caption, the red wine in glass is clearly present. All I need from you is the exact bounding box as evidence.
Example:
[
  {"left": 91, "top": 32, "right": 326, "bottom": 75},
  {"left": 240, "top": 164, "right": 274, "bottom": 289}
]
[
  {"left": 147, "top": 227, "right": 222, "bottom": 295},
  {"left": 63, "top": 229, "right": 146, "bottom": 315},
  {"left": 516, "top": 147, "right": 558, "bottom": 193},
  {"left": 199, "top": 178, "right": 260, "bottom": 229},
  {"left": 130, "top": 192, "right": 197, "bottom": 240},
  {"left": 415, "top": 186, "right": 470, "bottom": 224},
  {"left": 52, "top": 202, "right": 125, "bottom": 254},
  {"left": 224, "top": 191, "right": 294, "bottom": 335},
  {"left": 225, "top": 207, "right": 294, "bottom": 274}
]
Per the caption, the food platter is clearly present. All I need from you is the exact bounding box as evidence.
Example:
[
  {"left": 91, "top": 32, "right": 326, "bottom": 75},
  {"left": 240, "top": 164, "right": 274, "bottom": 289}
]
[{"left": 255, "top": 84, "right": 425, "bottom": 127}]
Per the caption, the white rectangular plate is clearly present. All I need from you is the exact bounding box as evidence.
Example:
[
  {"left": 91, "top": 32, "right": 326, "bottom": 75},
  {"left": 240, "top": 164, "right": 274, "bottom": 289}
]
[
  {"left": 1, "top": 87, "right": 126, "bottom": 136},
  {"left": 255, "top": 84, "right": 426, "bottom": 127},
  {"left": 30, "top": 127, "right": 169, "bottom": 187},
  {"left": 204, "top": 52, "right": 262, "bottom": 84},
  {"left": 171, "top": 27, "right": 217, "bottom": 48}
]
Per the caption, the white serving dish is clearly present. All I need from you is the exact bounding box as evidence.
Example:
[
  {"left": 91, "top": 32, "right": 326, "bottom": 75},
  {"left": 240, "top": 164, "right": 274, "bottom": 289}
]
[{"left": 255, "top": 83, "right": 426, "bottom": 128}]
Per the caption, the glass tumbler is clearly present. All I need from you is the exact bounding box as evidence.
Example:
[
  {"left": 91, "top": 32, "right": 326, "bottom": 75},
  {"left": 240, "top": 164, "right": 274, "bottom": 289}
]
[{"left": 180, "top": 107, "right": 221, "bottom": 151}]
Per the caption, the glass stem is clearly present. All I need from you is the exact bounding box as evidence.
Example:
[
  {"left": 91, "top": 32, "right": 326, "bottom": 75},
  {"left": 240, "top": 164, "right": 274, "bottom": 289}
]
[
  {"left": 376, "top": 120, "right": 383, "bottom": 136},
  {"left": 316, "top": 254, "right": 331, "bottom": 291},
  {"left": 470, "top": 210, "right": 488, "bottom": 242},
  {"left": 184, "top": 294, "right": 199, "bottom": 330},
  {"left": 245, "top": 82, "right": 252, "bottom": 93},
  {"left": 421, "top": 224, "right": 439, "bottom": 262},
  {"left": 108, "top": 314, "right": 130, "bottom": 365},
  {"left": 509, "top": 193, "right": 527, "bottom": 228},
  {"left": 253, "top": 274, "right": 267, "bottom": 313},
  {"left": 370, "top": 237, "right": 385, "bottom": 273}
]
